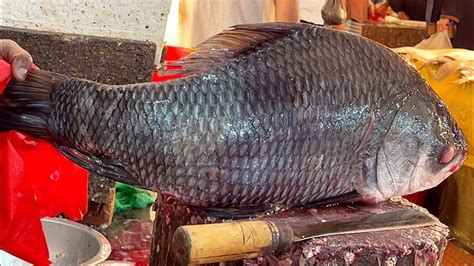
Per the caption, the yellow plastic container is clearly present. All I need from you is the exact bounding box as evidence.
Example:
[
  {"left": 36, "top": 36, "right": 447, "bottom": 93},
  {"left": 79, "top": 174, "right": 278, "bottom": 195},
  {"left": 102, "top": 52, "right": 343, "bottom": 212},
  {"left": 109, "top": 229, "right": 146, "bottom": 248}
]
[
  {"left": 412, "top": 59, "right": 474, "bottom": 251},
  {"left": 414, "top": 62, "right": 474, "bottom": 168}
]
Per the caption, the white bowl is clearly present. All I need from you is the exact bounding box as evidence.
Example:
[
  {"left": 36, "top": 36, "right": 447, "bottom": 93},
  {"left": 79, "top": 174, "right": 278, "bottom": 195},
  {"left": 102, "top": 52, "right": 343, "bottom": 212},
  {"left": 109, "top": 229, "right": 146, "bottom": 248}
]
[{"left": 1, "top": 218, "right": 111, "bottom": 265}]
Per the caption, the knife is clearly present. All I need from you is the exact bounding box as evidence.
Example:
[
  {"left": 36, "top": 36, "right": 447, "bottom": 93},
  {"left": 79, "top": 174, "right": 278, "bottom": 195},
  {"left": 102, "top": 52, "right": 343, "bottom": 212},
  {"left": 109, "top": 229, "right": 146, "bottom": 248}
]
[{"left": 172, "top": 208, "right": 437, "bottom": 265}]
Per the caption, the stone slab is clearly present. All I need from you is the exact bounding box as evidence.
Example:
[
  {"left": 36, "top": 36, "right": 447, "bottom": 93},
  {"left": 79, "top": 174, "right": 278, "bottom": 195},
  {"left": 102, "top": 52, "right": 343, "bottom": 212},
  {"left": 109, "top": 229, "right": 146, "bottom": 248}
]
[
  {"left": 0, "top": 26, "right": 157, "bottom": 84},
  {"left": 361, "top": 22, "right": 426, "bottom": 48}
]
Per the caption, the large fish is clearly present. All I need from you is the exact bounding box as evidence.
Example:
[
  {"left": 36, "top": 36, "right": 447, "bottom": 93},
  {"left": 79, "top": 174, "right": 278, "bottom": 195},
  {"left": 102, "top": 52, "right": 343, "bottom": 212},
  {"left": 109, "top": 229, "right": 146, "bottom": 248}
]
[{"left": 0, "top": 23, "right": 467, "bottom": 211}]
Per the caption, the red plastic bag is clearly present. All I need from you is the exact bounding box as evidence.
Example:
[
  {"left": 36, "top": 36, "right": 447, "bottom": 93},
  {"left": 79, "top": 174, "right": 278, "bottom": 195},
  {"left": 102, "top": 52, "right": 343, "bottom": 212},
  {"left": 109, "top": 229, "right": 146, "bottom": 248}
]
[
  {"left": 151, "top": 45, "right": 193, "bottom": 82},
  {"left": 0, "top": 59, "right": 13, "bottom": 93},
  {"left": 0, "top": 60, "right": 88, "bottom": 265}
]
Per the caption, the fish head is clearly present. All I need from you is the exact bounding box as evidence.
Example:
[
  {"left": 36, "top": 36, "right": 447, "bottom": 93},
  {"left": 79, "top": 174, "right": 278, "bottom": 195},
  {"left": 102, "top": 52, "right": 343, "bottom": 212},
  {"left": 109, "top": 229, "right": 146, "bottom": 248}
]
[{"left": 375, "top": 86, "right": 467, "bottom": 199}]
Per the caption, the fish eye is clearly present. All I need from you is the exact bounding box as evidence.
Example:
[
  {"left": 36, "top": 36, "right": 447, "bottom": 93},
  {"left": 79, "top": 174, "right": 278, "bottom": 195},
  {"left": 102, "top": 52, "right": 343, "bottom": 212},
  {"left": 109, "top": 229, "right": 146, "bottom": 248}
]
[{"left": 438, "top": 145, "right": 455, "bottom": 164}]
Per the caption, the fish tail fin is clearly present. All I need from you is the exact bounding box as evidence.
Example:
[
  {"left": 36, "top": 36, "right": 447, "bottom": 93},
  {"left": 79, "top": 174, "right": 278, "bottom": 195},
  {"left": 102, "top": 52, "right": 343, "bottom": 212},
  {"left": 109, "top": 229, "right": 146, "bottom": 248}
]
[{"left": 0, "top": 69, "right": 67, "bottom": 139}]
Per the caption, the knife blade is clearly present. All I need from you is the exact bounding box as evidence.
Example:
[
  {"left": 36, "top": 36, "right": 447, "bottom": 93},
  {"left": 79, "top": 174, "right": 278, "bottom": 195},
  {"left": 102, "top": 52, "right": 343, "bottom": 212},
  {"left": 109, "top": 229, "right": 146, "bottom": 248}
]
[{"left": 293, "top": 208, "right": 437, "bottom": 241}]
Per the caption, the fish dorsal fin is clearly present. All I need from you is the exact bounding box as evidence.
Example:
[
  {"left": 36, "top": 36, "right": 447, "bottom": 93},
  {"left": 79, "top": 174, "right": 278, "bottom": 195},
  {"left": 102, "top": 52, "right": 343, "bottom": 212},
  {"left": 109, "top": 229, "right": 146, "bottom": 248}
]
[{"left": 160, "top": 23, "right": 314, "bottom": 75}]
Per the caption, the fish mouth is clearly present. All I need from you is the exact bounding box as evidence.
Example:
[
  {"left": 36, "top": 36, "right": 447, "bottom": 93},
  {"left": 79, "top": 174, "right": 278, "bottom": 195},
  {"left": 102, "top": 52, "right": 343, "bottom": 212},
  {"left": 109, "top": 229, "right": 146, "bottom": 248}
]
[
  {"left": 407, "top": 150, "right": 466, "bottom": 195},
  {"left": 446, "top": 148, "right": 467, "bottom": 173},
  {"left": 369, "top": 145, "right": 467, "bottom": 200}
]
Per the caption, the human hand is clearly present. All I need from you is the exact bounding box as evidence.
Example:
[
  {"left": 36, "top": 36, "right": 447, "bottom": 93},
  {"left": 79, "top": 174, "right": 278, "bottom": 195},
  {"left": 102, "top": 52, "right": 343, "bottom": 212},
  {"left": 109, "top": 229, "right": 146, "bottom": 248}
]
[
  {"left": 398, "top": 11, "right": 409, "bottom": 20},
  {"left": 437, "top": 18, "right": 450, "bottom": 32},
  {"left": 0, "top": 39, "right": 33, "bottom": 81}
]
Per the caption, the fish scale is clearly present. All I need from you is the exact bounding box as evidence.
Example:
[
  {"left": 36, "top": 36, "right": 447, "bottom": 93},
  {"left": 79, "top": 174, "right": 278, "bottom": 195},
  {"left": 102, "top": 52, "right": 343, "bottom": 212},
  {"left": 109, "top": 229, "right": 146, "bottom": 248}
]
[{"left": 0, "top": 23, "right": 466, "bottom": 210}]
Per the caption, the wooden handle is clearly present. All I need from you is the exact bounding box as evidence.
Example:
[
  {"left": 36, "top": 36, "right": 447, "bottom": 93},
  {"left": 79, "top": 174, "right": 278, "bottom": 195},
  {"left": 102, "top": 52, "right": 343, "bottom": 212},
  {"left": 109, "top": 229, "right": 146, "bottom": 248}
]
[{"left": 172, "top": 220, "right": 293, "bottom": 265}]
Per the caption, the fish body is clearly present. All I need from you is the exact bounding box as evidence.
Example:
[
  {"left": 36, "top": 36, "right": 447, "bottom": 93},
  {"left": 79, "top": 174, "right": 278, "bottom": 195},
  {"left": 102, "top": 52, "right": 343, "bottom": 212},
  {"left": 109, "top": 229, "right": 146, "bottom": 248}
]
[{"left": 0, "top": 23, "right": 467, "bottom": 209}]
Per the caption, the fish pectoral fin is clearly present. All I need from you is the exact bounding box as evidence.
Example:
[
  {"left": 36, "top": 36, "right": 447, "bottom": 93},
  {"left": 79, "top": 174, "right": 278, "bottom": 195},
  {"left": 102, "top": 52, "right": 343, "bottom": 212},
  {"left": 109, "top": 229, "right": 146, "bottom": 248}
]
[
  {"left": 56, "top": 144, "right": 139, "bottom": 186},
  {"left": 160, "top": 22, "right": 313, "bottom": 76},
  {"left": 299, "top": 191, "right": 363, "bottom": 209},
  {"left": 206, "top": 204, "right": 284, "bottom": 219}
]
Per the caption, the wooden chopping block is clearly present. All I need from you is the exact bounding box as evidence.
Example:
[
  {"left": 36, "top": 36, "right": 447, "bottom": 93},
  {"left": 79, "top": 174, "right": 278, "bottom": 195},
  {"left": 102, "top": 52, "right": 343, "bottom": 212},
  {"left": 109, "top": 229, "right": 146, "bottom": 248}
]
[{"left": 150, "top": 196, "right": 449, "bottom": 265}]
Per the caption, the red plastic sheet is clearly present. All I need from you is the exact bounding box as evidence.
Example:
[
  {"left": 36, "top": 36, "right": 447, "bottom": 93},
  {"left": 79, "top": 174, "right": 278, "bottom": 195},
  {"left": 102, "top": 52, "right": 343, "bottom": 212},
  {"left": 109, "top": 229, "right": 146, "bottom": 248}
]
[{"left": 0, "top": 60, "right": 88, "bottom": 265}]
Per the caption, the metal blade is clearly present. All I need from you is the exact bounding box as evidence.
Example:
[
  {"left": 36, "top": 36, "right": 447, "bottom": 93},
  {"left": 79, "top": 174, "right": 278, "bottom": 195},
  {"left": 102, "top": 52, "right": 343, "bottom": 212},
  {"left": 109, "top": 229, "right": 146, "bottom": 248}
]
[{"left": 292, "top": 208, "right": 438, "bottom": 241}]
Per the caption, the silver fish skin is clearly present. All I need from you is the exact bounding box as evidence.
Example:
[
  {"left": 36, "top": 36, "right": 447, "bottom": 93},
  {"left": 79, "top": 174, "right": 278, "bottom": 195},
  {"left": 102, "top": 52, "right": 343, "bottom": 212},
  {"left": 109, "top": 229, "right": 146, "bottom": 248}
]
[{"left": 0, "top": 23, "right": 467, "bottom": 209}]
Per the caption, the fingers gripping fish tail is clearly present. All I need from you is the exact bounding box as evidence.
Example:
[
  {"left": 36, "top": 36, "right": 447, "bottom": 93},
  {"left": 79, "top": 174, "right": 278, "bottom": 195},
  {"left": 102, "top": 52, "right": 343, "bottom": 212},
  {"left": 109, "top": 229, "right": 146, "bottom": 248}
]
[{"left": 0, "top": 69, "right": 67, "bottom": 139}]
